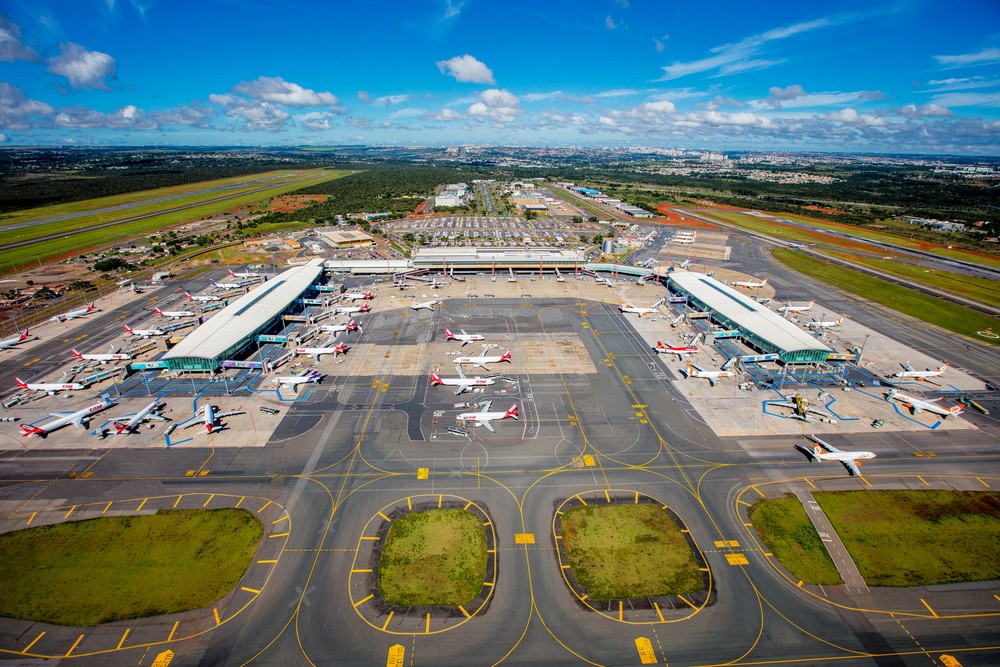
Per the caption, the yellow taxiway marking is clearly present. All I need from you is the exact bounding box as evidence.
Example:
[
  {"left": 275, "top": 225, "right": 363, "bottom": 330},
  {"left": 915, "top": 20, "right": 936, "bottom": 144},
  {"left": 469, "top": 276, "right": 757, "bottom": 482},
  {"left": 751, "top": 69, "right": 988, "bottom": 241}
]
[
  {"left": 257, "top": 559, "right": 278, "bottom": 564},
  {"left": 425, "top": 613, "right": 431, "bottom": 634},
  {"left": 752, "top": 485, "right": 764, "bottom": 497},
  {"left": 561, "top": 564, "right": 571, "bottom": 570},
  {"left": 677, "top": 595, "right": 697, "bottom": 610},
  {"left": 241, "top": 587, "right": 261, "bottom": 595},
  {"left": 202, "top": 494, "right": 215, "bottom": 507},
  {"left": 483, "top": 580, "right": 494, "bottom": 587},
  {"left": 167, "top": 621, "right": 179, "bottom": 641},
  {"left": 575, "top": 494, "right": 587, "bottom": 505},
  {"left": 64, "top": 506, "right": 76, "bottom": 519},
  {"left": 382, "top": 611, "right": 395, "bottom": 631},
  {"left": 604, "top": 489, "right": 610, "bottom": 502},
  {"left": 920, "top": 598, "right": 938, "bottom": 617},
  {"left": 235, "top": 496, "right": 245, "bottom": 508},
  {"left": 65, "top": 634, "right": 84, "bottom": 656},
  {"left": 406, "top": 497, "right": 412, "bottom": 510},
  {"left": 938, "top": 655, "right": 963, "bottom": 667},
  {"left": 514, "top": 533, "right": 535, "bottom": 544},
  {"left": 797, "top": 580, "right": 804, "bottom": 588},
  {"left": 464, "top": 500, "right": 473, "bottom": 510},
  {"left": 583, "top": 454, "right": 595, "bottom": 467},
  {"left": 917, "top": 476, "right": 929, "bottom": 486},
  {"left": 438, "top": 495, "right": 443, "bottom": 508},
  {"left": 257, "top": 500, "right": 273, "bottom": 513},
  {"left": 272, "top": 514, "right": 289, "bottom": 525},
  {"left": 213, "top": 608, "right": 221, "bottom": 625},
  {"left": 635, "top": 637, "right": 657, "bottom": 664},
  {"left": 116, "top": 628, "right": 131, "bottom": 649},
  {"left": 977, "top": 477, "right": 990, "bottom": 488},
  {"left": 805, "top": 477, "right": 816, "bottom": 489},
  {"left": 269, "top": 532, "right": 289, "bottom": 539},
  {"left": 726, "top": 553, "right": 749, "bottom": 566},
  {"left": 355, "top": 594, "right": 374, "bottom": 607},
  {"left": 185, "top": 470, "right": 196, "bottom": 477},
  {"left": 21, "top": 631, "right": 44, "bottom": 654},
  {"left": 714, "top": 540, "right": 740, "bottom": 548},
  {"left": 151, "top": 650, "right": 175, "bottom": 667},
  {"left": 352, "top": 569, "right": 372, "bottom": 574},
  {"left": 417, "top": 468, "right": 429, "bottom": 480},
  {"left": 861, "top": 476, "right": 873, "bottom": 488},
  {"left": 459, "top": 605, "right": 470, "bottom": 618},
  {"left": 172, "top": 495, "right": 183, "bottom": 509},
  {"left": 25, "top": 511, "right": 35, "bottom": 526},
  {"left": 386, "top": 644, "right": 405, "bottom": 667},
  {"left": 136, "top": 498, "right": 147, "bottom": 511},
  {"left": 378, "top": 511, "right": 390, "bottom": 521},
  {"left": 618, "top": 601, "right": 624, "bottom": 621},
  {"left": 653, "top": 602, "right": 665, "bottom": 622},
  {"left": 360, "top": 535, "right": 379, "bottom": 541},
  {"left": 634, "top": 491, "right": 640, "bottom": 504}
]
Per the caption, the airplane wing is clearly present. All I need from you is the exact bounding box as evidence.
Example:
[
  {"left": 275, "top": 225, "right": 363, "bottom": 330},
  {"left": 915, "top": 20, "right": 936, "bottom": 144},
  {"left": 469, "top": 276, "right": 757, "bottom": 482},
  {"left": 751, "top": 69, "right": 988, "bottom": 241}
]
[
  {"left": 72, "top": 415, "right": 89, "bottom": 429},
  {"left": 707, "top": 376, "right": 716, "bottom": 387},
  {"left": 453, "top": 384, "right": 469, "bottom": 396},
  {"left": 478, "top": 401, "right": 493, "bottom": 413},
  {"left": 840, "top": 459, "right": 861, "bottom": 477},
  {"left": 474, "top": 360, "right": 489, "bottom": 371},
  {"left": 480, "top": 418, "right": 495, "bottom": 433},
  {"left": 808, "top": 436, "right": 841, "bottom": 453},
  {"left": 902, "top": 362, "right": 914, "bottom": 372},
  {"left": 794, "top": 444, "right": 821, "bottom": 463},
  {"left": 215, "top": 410, "right": 243, "bottom": 419},
  {"left": 770, "top": 401, "right": 795, "bottom": 409}
]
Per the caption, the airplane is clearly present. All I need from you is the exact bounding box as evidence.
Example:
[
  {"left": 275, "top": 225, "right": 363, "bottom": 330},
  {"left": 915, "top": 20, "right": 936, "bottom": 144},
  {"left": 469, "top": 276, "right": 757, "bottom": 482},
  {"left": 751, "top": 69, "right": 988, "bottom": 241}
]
[
  {"left": 319, "top": 319, "right": 361, "bottom": 335},
  {"left": 769, "top": 393, "right": 835, "bottom": 422},
  {"left": 886, "top": 389, "right": 963, "bottom": 419},
  {"left": 0, "top": 329, "right": 33, "bottom": 350},
  {"left": 444, "top": 328, "right": 485, "bottom": 347},
  {"left": 154, "top": 306, "right": 196, "bottom": 319},
  {"left": 113, "top": 401, "right": 168, "bottom": 435},
  {"left": 676, "top": 258, "right": 691, "bottom": 270},
  {"left": 124, "top": 324, "right": 166, "bottom": 338},
  {"left": 456, "top": 401, "right": 519, "bottom": 432},
  {"left": 184, "top": 290, "right": 220, "bottom": 303},
  {"left": 71, "top": 345, "right": 132, "bottom": 364},
  {"left": 683, "top": 363, "right": 736, "bottom": 387},
  {"left": 620, "top": 298, "right": 666, "bottom": 318},
  {"left": 342, "top": 290, "right": 374, "bottom": 301},
  {"left": 805, "top": 315, "right": 845, "bottom": 330},
  {"left": 794, "top": 434, "right": 874, "bottom": 477},
  {"left": 393, "top": 279, "right": 414, "bottom": 290},
  {"left": 273, "top": 369, "right": 323, "bottom": 394},
  {"left": 20, "top": 394, "right": 115, "bottom": 438},
  {"left": 335, "top": 302, "right": 371, "bottom": 316},
  {"left": 410, "top": 299, "right": 438, "bottom": 311},
  {"left": 186, "top": 403, "right": 244, "bottom": 434},
  {"left": 15, "top": 373, "right": 86, "bottom": 395},
  {"left": 51, "top": 301, "right": 98, "bottom": 322},
  {"left": 454, "top": 348, "right": 512, "bottom": 371},
  {"left": 655, "top": 340, "right": 699, "bottom": 358},
  {"left": 129, "top": 283, "right": 143, "bottom": 294},
  {"left": 777, "top": 301, "right": 815, "bottom": 315},
  {"left": 210, "top": 279, "right": 245, "bottom": 290},
  {"left": 429, "top": 366, "right": 495, "bottom": 395},
  {"left": 732, "top": 277, "right": 768, "bottom": 289},
  {"left": 430, "top": 276, "right": 449, "bottom": 289},
  {"left": 228, "top": 268, "right": 259, "bottom": 279},
  {"left": 892, "top": 362, "right": 950, "bottom": 380},
  {"left": 293, "top": 340, "right": 347, "bottom": 361}
]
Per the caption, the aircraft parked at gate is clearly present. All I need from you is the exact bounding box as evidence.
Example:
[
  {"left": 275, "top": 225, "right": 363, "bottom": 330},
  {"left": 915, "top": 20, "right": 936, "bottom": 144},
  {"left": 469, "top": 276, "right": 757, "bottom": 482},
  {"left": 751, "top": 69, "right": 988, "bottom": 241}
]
[
  {"left": 51, "top": 301, "right": 97, "bottom": 322},
  {"left": 229, "top": 268, "right": 259, "bottom": 279},
  {"left": 683, "top": 363, "right": 735, "bottom": 386},
  {"left": 124, "top": 324, "right": 166, "bottom": 338},
  {"left": 457, "top": 401, "right": 519, "bottom": 432},
  {"left": 187, "top": 404, "right": 243, "bottom": 434},
  {"left": 444, "top": 328, "right": 485, "bottom": 346},
  {"left": 892, "top": 362, "right": 950, "bottom": 380},
  {"left": 320, "top": 319, "right": 361, "bottom": 335},
  {"left": 20, "top": 395, "right": 115, "bottom": 437},
  {"left": 620, "top": 298, "right": 665, "bottom": 318},
  {"left": 113, "top": 401, "right": 168, "bottom": 435},
  {"left": 394, "top": 280, "right": 414, "bottom": 290},
  {"left": 430, "top": 366, "right": 495, "bottom": 395},
  {"left": 211, "top": 279, "right": 245, "bottom": 290},
  {"left": 887, "top": 389, "right": 963, "bottom": 418},
  {"left": 343, "top": 290, "right": 373, "bottom": 301},
  {"left": 0, "top": 329, "right": 33, "bottom": 350},
  {"left": 805, "top": 315, "right": 845, "bottom": 329},
  {"left": 454, "top": 348, "right": 512, "bottom": 371},
  {"left": 410, "top": 299, "right": 438, "bottom": 311},
  {"left": 732, "top": 277, "right": 767, "bottom": 289},
  {"left": 273, "top": 369, "right": 323, "bottom": 394},
  {"left": 335, "top": 302, "right": 371, "bottom": 316},
  {"left": 154, "top": 306, "right": 196, "bottom": 319},
  {"left": 294, "top": 341, "right": 347, "bottom": 361},
  {"left": 794, "top": 434, "right": 874, "bottom": 477},
  {"left": 777, "top": 301, "right": 815, "bottom": 315},
  {"left": 770, "top": 393, "right": 835, "bottom": 422},
  {"left": 655, "top": 340, "right": 699, "bottom": 358},
  {"left": 15, "top": 373, "right": 85, "bottom": 395},
  {"left": 184, "top": 290, "right": 220, "bottom": 302},
  {"left": 71, "top": 345, "right": 131, "bottom": 364}
]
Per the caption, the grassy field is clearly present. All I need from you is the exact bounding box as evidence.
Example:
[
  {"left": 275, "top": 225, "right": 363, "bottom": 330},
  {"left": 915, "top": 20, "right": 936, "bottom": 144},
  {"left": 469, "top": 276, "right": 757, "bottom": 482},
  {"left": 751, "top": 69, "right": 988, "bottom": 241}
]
[
  {"left": 815, "top": 490, "right": 1000, "bottom": 586},
  {"left": 773, "top": 248, "right": 1000, "bottom": 345},
  {"left": 748, "top": 496, "right": 841, "bottom": 585},
  {"left": 0, "top": 509, "right": 262, "bottom": 626},
  {"left": 378, "top": 509, "right": 487, "bottom": 606},
  {"left": 561, "top": 504, "right": 702, "bottom": 599}
]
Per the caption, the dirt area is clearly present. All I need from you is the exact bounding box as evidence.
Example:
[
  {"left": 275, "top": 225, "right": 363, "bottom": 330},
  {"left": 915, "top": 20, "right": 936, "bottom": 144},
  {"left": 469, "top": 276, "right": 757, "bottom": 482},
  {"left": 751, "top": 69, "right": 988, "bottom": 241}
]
[
  {"left": 654, "top": 204, "right": 717, "bottom": 229},
  {"left": 268, "top": 195, "right": 327, "bottom": 213}
]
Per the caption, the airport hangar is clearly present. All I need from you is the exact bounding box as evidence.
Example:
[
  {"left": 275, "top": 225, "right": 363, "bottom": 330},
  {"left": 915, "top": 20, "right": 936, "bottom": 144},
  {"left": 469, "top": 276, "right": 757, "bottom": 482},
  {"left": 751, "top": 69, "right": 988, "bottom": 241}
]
[{"left": 159, "top": 258, "right": 326, "bottom": 372}]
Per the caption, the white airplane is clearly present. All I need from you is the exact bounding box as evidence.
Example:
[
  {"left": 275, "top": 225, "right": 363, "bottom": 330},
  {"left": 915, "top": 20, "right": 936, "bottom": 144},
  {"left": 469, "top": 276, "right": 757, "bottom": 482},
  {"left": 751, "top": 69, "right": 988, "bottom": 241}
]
[
  {"left": 770, "top": 393, "right": 835, "bottom": 423},
  {"left": 184, "top": 290, "right": 220, "bottom": 303},
  {"left": 454, "top": 348, "right": 512, "bottom": 371},
  {"left": 187, "top": 404, "right": 243, "bottom": 434},
  {"left": 429, "top": 367, "right": 495, "bottom": 395},
  {"left": 129, "top": 283, "right": 143, "bottom": 294},
  {"left": 51, "top": 301, "right": 98, "bottom": 322},
  {"left": 887, "top": 389, "right": 964, "bottom": 419},
  {"left": 210, "top": 279, "right": 244, "bottom": 290},
  {"left": 273, "top": 369, "right": 323, "bottom": 394},
  {"left": 777, "top": 301, "right": 815, "bottom": 315},
  {"left": 620, "top": 298, "right": 665, "bottom": 318},
  {"left": 229, "top": 268, "right": 259, "bottom": 279},
  {"left": 343, "top": 290, "right": 374, "bottom": 301},
  {"left": 805, "top": 315, "right": 845, "bottom": 330},
  {"left": 294, "top": 340, "right": 347, "bottom": 361},
  {"left": 410, "top": 299, "right": 438, "bottom": 311},
  {"left": 20, "top": 395, "right": 115, "bottom": 438},
  {"left": 319, "top": 319, "right": 361, "bottom": 335},
  {"left": 15, "top": 373, "right": 85, "bottom": 395},
  {"left": 335, "top": 302, "right": 371, "bottom": 316},
  {"left": 684, "top": 363, "right": 736, "bottom": 387},
  {"left": 71, "top": 345, "right": 132, "bottom": 364},
  {"left": 154, "top": 306, "right": 196, "bottom": 319},
  {"left": 457, "top": 401, "right": 519, "bottom": 432},
  {"left": 113, "top": 401, "right": 168, "bottom": 435},
  {"left": 794, "top": 434, "right": 875, "bottom": 477},
  {"left": 655, "top": 340, "right": 699, "bottom": 358},
  {"left": 393, "top": 279, "right": 414, "bottom": 290},
  {"left": 124, "top": 324, "right": 166, "bottom": 338},
  {"left": 0, "top": 329, "right": 33, "bottom": 350},
  {"left": 444, "top": 328, "right": 485, "bottom": 347},
  {"left": 732, "top": 277, "right": 768, "bottom": 289},
  {"left": 892, "top": 362, "right": 950, "bottom": 380}
]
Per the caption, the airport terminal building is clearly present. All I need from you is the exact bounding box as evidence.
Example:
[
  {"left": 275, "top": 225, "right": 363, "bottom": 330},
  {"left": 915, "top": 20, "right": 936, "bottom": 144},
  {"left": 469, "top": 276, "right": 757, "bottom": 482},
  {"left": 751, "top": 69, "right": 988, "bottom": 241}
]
[
  {"left": 161, "top": 258, "right": 325, "bottom": 371},
  {"left": 667, "top": 270, "right": 832, "bottom": 364}
]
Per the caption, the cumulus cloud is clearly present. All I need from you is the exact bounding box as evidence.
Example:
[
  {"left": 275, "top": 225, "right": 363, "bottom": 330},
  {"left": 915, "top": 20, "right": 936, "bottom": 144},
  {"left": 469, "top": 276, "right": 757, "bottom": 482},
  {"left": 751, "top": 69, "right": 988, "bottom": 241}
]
[
  {"left": 436, "top": 54, "right": 495, "bottom": 84},
  {"left": 55, "top": 104, "right": 156, "bottom": 129},
  {"left": 0, "top": 83, "right": 54, "bottom": 129},
  {"left": 210, "top": 93, "right": 290, "bottom": 131},
  {"left": 760, "top": 84, "right": 806, "bottom": 108},
  {"left": 347, "top": 117, "right": 371, "bottom": 129},
  {"left": 0, "top": 16, "right": 39, "bottom": 62},
  {"left": 422, "top": 108, "right": 465, "bottom": 122},
  {"left": 896, "top": 103, "right": 951, "bottom": 118},
  {"left": 467, "top": 88, "right": 520, "bottom": 123},
  {"left": 152, "top": 104, "right": 216, "bottom": 128},
  {"left": 298, "top": 111, "right": 335, "bottom": 131},
  {"left": 47, "top": 43, "right": 117, "bottom": 90},
  {"left": 752, "top": 86, "right": 886, "bottom": 110},
  {"left": 934, "top": 48, "right": 1000, "bottom": 68},
  {"left": 232, "top": 76, "right": 340, "bottom": 107}
]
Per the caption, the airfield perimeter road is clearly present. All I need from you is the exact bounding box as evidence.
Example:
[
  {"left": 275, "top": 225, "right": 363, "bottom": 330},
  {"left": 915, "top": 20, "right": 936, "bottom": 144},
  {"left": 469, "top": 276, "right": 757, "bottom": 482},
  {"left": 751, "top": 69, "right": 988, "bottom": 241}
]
[{"left": 0, "top": 292, "right": 998, "bottom": 666}]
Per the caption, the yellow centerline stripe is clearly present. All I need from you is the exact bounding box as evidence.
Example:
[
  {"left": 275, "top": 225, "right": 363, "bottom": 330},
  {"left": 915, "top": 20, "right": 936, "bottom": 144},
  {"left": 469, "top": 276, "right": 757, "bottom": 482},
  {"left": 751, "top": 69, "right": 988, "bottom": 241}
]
[{"left": 21, "top": 631, "right": 44, "bottom": 654}]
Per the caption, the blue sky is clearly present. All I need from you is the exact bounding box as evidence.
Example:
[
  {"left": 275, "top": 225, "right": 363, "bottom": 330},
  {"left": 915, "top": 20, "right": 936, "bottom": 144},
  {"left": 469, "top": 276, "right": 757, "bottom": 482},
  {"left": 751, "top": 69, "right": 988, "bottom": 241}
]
[{"left": 1, "top": 0, "right": 998, "bottom": 154}]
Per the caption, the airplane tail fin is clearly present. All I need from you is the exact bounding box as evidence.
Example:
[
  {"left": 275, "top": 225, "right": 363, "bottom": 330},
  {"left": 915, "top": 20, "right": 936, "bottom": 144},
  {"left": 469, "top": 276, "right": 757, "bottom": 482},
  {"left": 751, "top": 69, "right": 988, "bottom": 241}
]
[
  {"left": 113, "top": 421, "right": 130, "bottom": 435},
  {"left": 940, "top": 363, "right": 951, "bottom": 373},
  {"left": 124, "top": 325, "right": 134, "bottom": 334},
  {"left": 656, "top": 341, "right": 666, "bottom": 350},
  {"left": 154, "top": 307, "right": 164, "bottom": 315},
  {"left": 184, "top": 291, "right": 193, "bottom": 300},
  {"left": 794, "top": 444, "right": 820, "bottom": 463},
  {"left": 15, "top": 377, "right": 28, "bottom": 389},
  {"left": 761, "top": 278, "right": 768, "bottom": 286},
  {"left": 500, "top": 351, "right": 512, "bottom": 363},
  {"left": 684, "top": 364, "right": 694, "bottom": 378},
  {"left": 71, "top": 348, "right": 83, "bottom": 360},
  {"left": 444, "top": 328, "right": 455, "bottom": 340},
  {"left": 429, "top": 372, "right": 442, "bottom": 385},
  {"left": 505, "top": 405, "right": 519, "bottom": 419},
  {"left": 228, "top": 269, "right": 236, "bottom": 277},
  {"left": 20, "top": 424, "right": 44, "bottom": 437},
  {"left": 18, "top": 329, "right": 29, "bottom": 340},
  {"left": 87, "top": 301, "right": 96, "bottom": 311}
]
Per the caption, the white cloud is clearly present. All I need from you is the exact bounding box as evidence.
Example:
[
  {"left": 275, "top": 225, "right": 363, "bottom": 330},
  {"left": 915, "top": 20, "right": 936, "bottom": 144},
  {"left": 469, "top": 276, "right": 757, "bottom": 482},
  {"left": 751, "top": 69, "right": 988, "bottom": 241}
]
[
  {"left": 389, "top": 107, "right": 424, "bottom": 119},
  {"left": 934, "top": 48, "right": 1000, "bottom": 68},
  {"left": 595, "top": 88, "right": 643, "bottom": 98},
  {"left": 152, "top": 104, "right": 216, "bottom": 128},
  {"left": 55, "top": 104, "right": 156, "bottom": 129},
  {"left": 232, "top": 76, "right": 340, "bottom": 107},
  {"left": 436, "top": 54, "right": 495, "bottom": 84},
  {"left": 634, "top": 101, "right": 675, "bottom": 114},
  {"left": 0, "top": 16, "right": 38, "bottom": 62},
  {"left": 605, "top": 15, "right": 617, "bottom": 30},
  {"left": 896, "top": 103, "right": 951, "bottom": 118},
  {"left": 422, "top": 108, "right": 466, "bottom": 122},
  {"left": 930, "top": 92, "right": 1000, "bottom": 108},
  {"left": 753, "top": 85, "right": 885, "bottom": 110},
  {"left": 0, "top": 83, "right": 54, "bottom": 129},
  {"left": 210, "top": 94, "right": 291, "bottom": 132},
  {"left": 347, "top": 117, "right": 371, "bottom": 129},
  {"left": 467, "top": 88, "right": 520, "bottom": 123},
  {"left": 374, "top": 94, "right": 413, "bottom": 106},
  {"left": 443, "top": 0, "right": 466, "bottom": 20},
  {"left": 357, "top": 90, "right": 372, "bottom": 103},
  {"left": 926, "top": 76, "right": 995, "bottom": 91},
  {"left": 47, "top": 43, "right": 117, "bottom": 90},
  {"left": 298, "top": 111, "right": 335, "bottom": 131}
]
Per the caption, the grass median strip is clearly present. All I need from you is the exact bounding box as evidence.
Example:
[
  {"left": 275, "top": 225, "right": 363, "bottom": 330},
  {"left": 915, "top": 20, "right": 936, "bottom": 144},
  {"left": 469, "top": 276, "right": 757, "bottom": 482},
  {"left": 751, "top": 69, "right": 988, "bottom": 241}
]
[
  {"left": 0, "top": 508, "right": 263, "bottom": 626},
  {"left": 748, "top": 496, "right": 841, "bottom": 585}
]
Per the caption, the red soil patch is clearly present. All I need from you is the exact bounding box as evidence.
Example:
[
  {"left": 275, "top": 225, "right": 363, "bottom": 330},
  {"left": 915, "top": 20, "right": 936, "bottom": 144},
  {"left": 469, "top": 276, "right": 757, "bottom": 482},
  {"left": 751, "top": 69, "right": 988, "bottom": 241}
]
[
  {"left": 654, "top": 204, "right": 717, "bottom": 229},
  {"left": 804, "top": 205, "right": 847, "bottom": 215},
  {"left": 414, "top": 200, "right": 429, "bottom": 214},
  {"left": 268, "top": 195, "right": 327, "bottom": 213}
]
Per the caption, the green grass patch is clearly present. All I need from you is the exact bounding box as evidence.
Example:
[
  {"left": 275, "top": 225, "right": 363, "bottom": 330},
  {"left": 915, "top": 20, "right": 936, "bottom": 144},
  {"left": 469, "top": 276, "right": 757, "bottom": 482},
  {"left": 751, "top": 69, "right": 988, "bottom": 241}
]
[
  {"left": 748, "top": 496, "right": 841, "bottom": 585},
  {"left": 561, "top": 504, "right": 702, "bottom": 599},
  {"left": 773, "top": 248, "right": 1000, "bottom": 345},
  {"left": 0, "top": 509, "right": 263, "bottom": 626},
  {"left": 815, "top": 490, "right": 1000, "bottom": 586},
  {"left": 378, "top": 509, "right": 486, "bottom": 606}
]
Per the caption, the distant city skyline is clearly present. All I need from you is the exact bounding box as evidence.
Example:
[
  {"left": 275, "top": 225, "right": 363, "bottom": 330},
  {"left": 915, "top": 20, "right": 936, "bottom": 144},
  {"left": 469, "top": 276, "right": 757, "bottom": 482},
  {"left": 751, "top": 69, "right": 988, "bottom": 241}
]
[{"left": 0, "top": 0, "right": 998, "bottom": 154}]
